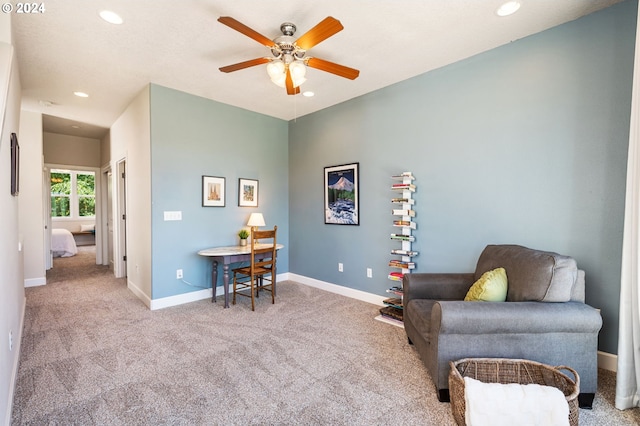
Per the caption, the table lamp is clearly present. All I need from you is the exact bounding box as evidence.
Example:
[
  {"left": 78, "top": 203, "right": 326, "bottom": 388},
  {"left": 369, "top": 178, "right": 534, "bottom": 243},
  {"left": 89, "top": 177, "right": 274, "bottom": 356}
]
[
  {"left": 247, "top": 213, "right": 266, "bottom": 242},
  {"left": 247, "top": 213, "right": 265, "bottom": 228}
]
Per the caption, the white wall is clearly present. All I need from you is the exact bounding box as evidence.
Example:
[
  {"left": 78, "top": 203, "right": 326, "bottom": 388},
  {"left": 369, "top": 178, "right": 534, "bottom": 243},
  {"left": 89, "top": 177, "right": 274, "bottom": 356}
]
[
  {"left": 18, "top": 110, "right": 45, "bottom": 287},
  {"left": 43, "top": 132, "right": 101, "bottom": 167},
  {"left": 0, "top": 31, "right": 26, "bottom": 424},
  {"left": 100, "top": 130, "right": 111, "bottom": 167},
  {"left": 110, "top": 85, "right": 152, "bottom": 304}
]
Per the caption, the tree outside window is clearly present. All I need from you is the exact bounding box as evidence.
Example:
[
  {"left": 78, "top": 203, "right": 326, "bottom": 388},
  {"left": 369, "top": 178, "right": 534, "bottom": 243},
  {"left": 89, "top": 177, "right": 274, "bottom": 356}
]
[
  {"left": 77, "top": 172, "right": 95, "bottom": 217},
  {"left": 51, "top": 170, "right": 95, "bottom": 218}
]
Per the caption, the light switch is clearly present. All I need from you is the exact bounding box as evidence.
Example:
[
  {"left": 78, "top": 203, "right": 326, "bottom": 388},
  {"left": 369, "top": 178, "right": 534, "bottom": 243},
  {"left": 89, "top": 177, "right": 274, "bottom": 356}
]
[{"left": 164, "top": 211, "right": 182, "bottom": 221}]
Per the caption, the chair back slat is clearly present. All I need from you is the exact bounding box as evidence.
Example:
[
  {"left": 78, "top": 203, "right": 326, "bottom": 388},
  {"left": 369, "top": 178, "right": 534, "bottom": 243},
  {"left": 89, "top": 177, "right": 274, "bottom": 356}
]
[{"left": 250, "top": 226, "right": 277, "bottom": 273}]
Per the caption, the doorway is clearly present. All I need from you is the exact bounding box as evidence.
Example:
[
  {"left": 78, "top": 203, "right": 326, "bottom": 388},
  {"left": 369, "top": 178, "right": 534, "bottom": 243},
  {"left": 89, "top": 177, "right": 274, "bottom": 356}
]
[{"left": 45, "top": 164, "right": 103, "bottom": 267}]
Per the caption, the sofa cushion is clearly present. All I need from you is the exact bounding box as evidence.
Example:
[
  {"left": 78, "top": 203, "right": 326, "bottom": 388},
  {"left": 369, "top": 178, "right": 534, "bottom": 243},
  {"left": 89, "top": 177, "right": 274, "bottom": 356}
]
[
  {"left": 464, "top": 267, "right": 508, "bottom": 302},
  {"left": 475, "top": 245, "right": 577, "bottom": 302}
]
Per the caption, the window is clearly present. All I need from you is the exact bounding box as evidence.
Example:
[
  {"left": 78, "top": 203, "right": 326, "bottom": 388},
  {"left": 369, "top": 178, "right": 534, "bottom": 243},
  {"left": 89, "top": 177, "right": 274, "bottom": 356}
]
[{"left": 51, "top": 169, "right": 95, "bottom": 218}]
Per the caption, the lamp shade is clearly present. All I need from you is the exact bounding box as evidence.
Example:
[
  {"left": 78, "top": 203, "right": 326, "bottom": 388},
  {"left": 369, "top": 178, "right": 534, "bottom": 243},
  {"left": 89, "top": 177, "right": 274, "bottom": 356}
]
[{"left": 247, "top": 213, "right": 266, "bottom": 227}]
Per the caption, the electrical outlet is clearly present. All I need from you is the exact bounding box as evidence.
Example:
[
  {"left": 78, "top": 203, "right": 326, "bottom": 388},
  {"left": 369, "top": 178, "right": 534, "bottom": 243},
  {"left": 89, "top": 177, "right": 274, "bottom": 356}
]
[
  {"left": 367, "top": 268, "right": 373, "bottom": 278},
  {"left": 9, "top": 330, "right": 13, "bottom": 351},
  {"left": 176, "top": 269, "right": 183, "bottom": 279},
  {"left": 338, "top": 263, "right": 343, "bottom": 272}
]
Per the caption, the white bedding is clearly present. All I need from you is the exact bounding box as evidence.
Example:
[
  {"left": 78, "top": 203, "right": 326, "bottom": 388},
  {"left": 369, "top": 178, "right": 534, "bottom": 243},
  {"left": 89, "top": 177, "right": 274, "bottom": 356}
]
[{"left": 51, "top": 228, "right": 78, "bottom": 257}]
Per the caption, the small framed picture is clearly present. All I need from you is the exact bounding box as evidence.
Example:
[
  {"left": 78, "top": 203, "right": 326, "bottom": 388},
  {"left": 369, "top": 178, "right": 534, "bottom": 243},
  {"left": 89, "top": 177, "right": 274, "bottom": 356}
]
[
  {"left": 10, "top": 132, "right": 19, "bottom": 196},
  {"left": 238, "top": 178, "right": 258, "bottom": 207},
  {"left": 202, "top": 176, "right": 225, "bottom": 207},
  {"left": 324, "top": 162, "right": 359, "bottom": 225}
]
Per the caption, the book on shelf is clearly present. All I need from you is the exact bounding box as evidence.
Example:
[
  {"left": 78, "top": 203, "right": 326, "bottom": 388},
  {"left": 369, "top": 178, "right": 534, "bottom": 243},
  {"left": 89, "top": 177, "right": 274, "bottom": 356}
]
[
  {"left": 386, "top": 285, "right": 403, "bottom": 295},
  {"left": 393, "top": 221, "right": 416, "bottom": 229},
  {"left": 388, "top": 272, "right": 404, "bottom": 282},
  {"left": 391, "top": 172, "right": 414, "bottom": 179},
  {"left": 390, "top": 234, "right": 415, "bottom": 242},
  {"left": 388, "top": 260, "right": 416, "bottom": 269},
  {"left": 379, "top": 305, "right": 403, "bottom": 322},
  {"left": 383, "top": 297, "right": 403, "bottom": 309},
  {"left": 391, "top": 249, "right": 419, "bottom": 256},
  {"left": 391, "top": 197, "right": 415, "bottom": 205},
  {"left": 391, "top": 184, "right": 416, "bottom": 191},
  {"left": 392, "top": 209, "right": 416, "bottom": 217},
  {"left": 393, "top": 220, "right": 416, "bottom": 227}
]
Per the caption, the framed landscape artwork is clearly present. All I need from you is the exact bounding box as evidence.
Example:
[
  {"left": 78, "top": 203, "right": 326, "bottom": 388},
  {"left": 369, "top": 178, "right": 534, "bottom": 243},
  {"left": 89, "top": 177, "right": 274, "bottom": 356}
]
[
  {"left": 238, "top": 178, "right": 258, "bottom": 207},
  {"left": 324, "top": 162, "right": 359, "bottom": 225},
  {"left": 202, "top": 176, "right": 225, "bottom": 207}
]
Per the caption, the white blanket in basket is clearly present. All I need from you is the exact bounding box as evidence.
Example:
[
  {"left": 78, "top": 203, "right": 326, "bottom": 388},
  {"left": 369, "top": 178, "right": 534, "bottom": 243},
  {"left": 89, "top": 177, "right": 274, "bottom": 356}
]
[{"left": 464, "top": 376, "right": 569, "bottom": 426}]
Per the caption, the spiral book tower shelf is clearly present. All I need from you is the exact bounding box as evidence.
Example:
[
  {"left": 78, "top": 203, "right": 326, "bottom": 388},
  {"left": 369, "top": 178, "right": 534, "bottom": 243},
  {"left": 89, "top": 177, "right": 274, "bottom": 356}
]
[{"left": 375, "top": 172, "right": 418, "bottom": 328}]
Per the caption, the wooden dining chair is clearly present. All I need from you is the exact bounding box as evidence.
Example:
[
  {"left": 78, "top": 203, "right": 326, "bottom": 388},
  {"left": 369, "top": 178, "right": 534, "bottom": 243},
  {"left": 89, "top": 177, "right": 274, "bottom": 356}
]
[{"left": 232, "top": 226, "right": 278, "bottom": 311}]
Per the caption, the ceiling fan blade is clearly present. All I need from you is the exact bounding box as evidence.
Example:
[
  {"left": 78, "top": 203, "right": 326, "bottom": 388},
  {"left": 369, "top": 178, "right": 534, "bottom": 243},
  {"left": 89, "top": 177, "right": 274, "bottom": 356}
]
[
  {"left": 219, "top": 57, "right": 271, "bottom": 73},
  {"left": 295, "top": 16, "right": 344, "bottom": 51},
  {"left": 285, "top": 68, "right": 300, "bottom": 95},
  {"left": 306, "top": 57, "right": 360, "bottom": 80},
  {"left": 218, "top": 16, "right": 276, "bottom": 48}
]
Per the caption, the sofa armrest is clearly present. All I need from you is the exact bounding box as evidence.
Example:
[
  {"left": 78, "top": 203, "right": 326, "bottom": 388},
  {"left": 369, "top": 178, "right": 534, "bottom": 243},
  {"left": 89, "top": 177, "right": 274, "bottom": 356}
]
[
  {"left": 432, "top": 301, "right": 602, "bottom": 335},
  {"left": 403, "top": 273, "right": 475, "bottom": 306}
]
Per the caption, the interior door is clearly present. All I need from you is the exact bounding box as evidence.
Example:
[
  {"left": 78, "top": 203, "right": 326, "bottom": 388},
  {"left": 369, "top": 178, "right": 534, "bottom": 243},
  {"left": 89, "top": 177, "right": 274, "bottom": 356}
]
[
  {"left": 106, "top": 169, "right": 114, "bottom": 270},
  {"left": 116, "top": 159, "right": 127, "bottom": 278},
  {"left": 43, "top": 166, "right": 52, "bottom": 270}
]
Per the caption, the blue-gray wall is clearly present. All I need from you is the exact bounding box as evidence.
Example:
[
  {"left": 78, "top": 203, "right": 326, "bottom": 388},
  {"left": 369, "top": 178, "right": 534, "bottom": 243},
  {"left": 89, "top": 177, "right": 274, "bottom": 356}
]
[
  {"left": 150, "top": 84, "right": 289, "bottom": 299},
  {"left": 289, "top": 0, "right": 636, "bottom": 354}
]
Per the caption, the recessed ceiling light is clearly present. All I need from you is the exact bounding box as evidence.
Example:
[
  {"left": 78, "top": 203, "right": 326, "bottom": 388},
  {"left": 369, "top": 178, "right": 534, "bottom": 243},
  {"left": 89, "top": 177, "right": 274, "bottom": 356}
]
[
  {"left": 496, "top": 1, "right": 521, "bottom": 17},
  {"left": 99, "top": 10, "right": 123, "bottom": 25},
  {"left": 74, "top": 91, "right": 89, "bottom": 98},
  {"left": 302, "top": 91, "right": 315, "bottom": 97},
  {"left": 71, "top": 125, "right": 81, "bottom": 129},
  {"left": 38, "top": 100, "right": 53, "bottom": 107}
]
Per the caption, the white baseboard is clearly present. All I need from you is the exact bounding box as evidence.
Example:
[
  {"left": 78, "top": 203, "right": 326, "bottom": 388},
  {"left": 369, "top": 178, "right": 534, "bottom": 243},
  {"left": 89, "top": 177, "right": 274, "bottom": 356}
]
[
  {"left": 145, "top": 273, "right": 288, "bottom": 311},
  {"left": 598, "top": 351, "right": 617, "bottom": 372},
  {"left": 150, "top": 288, "right": 213, "bottom": 310},
  {"left": 127, "top": 279, "right": 151, "bottom": 308},
  {"left": 287, "top": 273, "right": 386, "bottom": 306},
  {"left": 24, "top": 277, "right": 46, "bottom": 287},
  {"left": 6, "top": 296, "right": 26, "bottom": 426}
]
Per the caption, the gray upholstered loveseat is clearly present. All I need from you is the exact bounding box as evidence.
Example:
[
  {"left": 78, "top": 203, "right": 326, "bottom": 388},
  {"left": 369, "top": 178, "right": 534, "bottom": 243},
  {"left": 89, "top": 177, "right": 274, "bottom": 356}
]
[{"left": 403, "top": 244, "right": 603, "bottom": 408}]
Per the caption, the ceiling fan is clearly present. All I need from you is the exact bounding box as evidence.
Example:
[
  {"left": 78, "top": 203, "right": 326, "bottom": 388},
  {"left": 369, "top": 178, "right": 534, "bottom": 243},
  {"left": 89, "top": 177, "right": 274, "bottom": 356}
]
[{"left": 218, "top": 16, "right": 360, "bottom": 95}]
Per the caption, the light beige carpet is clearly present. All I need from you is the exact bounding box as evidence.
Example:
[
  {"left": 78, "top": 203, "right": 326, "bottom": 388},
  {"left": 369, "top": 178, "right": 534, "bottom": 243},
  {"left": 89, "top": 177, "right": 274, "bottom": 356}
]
[{"left": 11, "top": 246, "right": 640, "bottom": 425}]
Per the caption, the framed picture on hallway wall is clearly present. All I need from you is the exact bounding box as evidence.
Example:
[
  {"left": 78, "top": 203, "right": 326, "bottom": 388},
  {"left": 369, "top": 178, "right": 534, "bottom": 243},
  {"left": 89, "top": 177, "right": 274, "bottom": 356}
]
[
  {"left": 238, "top": 178, "right": 258, "bottom": 207},
  {"left": 202, "top": 176, "right": 225, "bottom": 207},
  {"left": 10, "top": 132, "right": 19, "bottom": 196},
  {"left": 324, "top": 162, "right": 359, "bottom": 225}
]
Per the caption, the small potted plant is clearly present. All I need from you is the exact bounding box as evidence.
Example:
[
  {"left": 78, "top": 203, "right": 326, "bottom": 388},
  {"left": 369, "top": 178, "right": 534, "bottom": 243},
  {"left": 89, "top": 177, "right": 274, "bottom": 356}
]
[{"left": 238, "top": 229, "right": 250, "bottom": 246}]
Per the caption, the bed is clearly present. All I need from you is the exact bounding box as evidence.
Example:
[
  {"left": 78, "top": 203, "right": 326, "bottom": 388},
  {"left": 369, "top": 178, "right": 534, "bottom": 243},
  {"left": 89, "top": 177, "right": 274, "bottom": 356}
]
[{"left": 51, "top": 228, "right": 78, "bottom": 257}]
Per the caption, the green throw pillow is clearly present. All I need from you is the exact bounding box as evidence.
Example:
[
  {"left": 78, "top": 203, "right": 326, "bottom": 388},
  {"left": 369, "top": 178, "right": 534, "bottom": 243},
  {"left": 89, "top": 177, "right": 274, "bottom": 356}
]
[{"left": 464, "top": 267, "right": 508, "bottom": 302}]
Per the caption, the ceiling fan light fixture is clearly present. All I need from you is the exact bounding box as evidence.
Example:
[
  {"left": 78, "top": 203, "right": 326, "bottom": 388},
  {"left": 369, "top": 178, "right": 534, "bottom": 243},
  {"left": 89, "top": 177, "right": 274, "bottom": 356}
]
[
  {"left": 217, "top": 16, "right": 359, "bottom": 95},
  {"left": 267, "top": 61, "right": 285, "bottom": 79},
  {"left": 289, "top": 61, "right": 306, "bottom": 79}
]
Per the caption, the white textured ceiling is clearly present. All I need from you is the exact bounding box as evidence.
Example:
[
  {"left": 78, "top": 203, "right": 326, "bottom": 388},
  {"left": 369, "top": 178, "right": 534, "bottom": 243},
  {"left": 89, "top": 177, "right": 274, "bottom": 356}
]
[{"left": 12, "top": 0, "right": 622, "bottom": 138}]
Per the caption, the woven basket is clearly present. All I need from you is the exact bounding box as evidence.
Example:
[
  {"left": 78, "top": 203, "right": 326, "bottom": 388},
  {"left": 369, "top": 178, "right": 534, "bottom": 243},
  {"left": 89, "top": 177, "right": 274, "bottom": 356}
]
[{"left": 448, "top": 358, "right": 580, "bottom": 426}]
